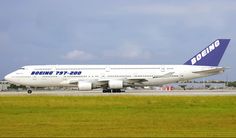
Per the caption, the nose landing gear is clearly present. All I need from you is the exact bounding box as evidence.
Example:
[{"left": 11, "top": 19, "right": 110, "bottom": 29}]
[{"left": 27, "top": 89, "right": 32, "bottom": 94}]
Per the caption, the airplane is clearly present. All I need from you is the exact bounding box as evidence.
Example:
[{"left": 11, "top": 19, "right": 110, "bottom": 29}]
[{"left": 4, "top": 39, "right": 230, "bottom": 94}]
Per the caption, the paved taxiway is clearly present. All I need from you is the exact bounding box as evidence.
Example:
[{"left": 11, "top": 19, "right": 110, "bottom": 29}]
[{"left": 1, "top": 90, "right": 236, "bottom": 96}]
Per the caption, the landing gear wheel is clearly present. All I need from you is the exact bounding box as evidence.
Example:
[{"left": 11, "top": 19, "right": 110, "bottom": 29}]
[
  {"left": 27, "top": 89, "right": 32, "bottom": 94},
  {"left": 103, "top": 89, "right": 112, "bottom": 93},
  {"left": 112, "top": 89, "right": 121, "bottom": 93}
]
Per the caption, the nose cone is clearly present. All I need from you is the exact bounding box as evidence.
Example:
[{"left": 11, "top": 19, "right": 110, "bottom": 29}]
[{"left": 4, "top": 74, "right": 11, "bottom": 81}]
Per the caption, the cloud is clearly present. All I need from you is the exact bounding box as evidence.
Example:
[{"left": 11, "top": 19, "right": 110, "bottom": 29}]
[
  {"left": 112, "top": 1, "right": 236, "bottom": 29},
  {"left": 122, "top": 2, "right": 236, "bottom": 16},
  {"left": 103, "top": 42, "right": 152, "bottom": 60},
  {"left": 63, "top": 50, "right": 94, "bottom": 61},
  {"left": 63, "top": 42, "right": 153, "bottom": 62}
]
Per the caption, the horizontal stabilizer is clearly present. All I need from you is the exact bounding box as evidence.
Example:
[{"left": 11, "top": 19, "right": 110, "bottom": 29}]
[{"left": 192, "top": 67, "right": 225, "bottom": 74}]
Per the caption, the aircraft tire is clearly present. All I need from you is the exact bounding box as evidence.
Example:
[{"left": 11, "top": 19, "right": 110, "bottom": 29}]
[{"left": 27, "top": 89, "right": 32, "bottom": 94}]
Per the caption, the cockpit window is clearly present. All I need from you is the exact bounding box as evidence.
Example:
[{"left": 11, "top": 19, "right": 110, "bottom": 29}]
[{"left": 18, "top": 67, "right": 25, "bottom": 70}]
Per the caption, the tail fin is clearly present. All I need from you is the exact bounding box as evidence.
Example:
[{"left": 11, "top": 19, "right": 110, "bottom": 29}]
[{"left": 184, "top": 39, "right": 230, "bottom": 66}]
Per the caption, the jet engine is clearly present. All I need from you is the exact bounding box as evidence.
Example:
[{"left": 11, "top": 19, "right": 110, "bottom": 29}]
[
  {"left": 78, "top": 81, "right": 92, "bottom": 91},
  {"left": 109, "top": 80, "right": 123, "bottom": 89}
]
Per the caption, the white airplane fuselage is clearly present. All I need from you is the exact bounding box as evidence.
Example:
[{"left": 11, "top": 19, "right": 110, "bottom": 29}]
[{"left": 4, "top": 65, "right": 223, "bottom": 88}]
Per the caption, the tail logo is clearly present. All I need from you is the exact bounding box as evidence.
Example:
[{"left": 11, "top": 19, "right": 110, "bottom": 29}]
[{"left": 191, "top": 40, "right": 220, "bottom": 65}]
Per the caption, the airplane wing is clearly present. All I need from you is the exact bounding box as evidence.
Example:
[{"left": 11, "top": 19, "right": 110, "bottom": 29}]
[
  {"left": 153, "top": 72, "right": 175, "bottom": 78},
  {"left": 119, "top": 72, "right": 175, "bottom": 83},
  {"left": 60, "top": 79, "right": 78, "bottom": 85},
  {"left": 97, "top": 78, "right": 147, "bottom": 85},
  {"left": 126, "top": 78, "right": 148, "bottom": 83},
  {"left": 61, "top": 71, "right": 176, "bottom": 87},
  {"left": 97, "top": 72, "right": 176, "bottom": 84}
]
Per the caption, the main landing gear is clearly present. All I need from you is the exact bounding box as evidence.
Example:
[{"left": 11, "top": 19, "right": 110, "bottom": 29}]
[{"left": 102, "top": 89, "right": 125, "bottom": 93}]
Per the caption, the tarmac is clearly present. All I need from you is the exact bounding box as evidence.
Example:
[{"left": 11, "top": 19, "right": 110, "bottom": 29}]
[{"left": 1, "top": 89, "right": 236, "bottom": 96}]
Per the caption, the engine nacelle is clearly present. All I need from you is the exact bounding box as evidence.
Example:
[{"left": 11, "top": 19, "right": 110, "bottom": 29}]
[
  {"left": 78, "top": 81, "right": 92, "bottom": 91},
  {"left": 109, "top": 80, "right": 123, "bottom": 89}
]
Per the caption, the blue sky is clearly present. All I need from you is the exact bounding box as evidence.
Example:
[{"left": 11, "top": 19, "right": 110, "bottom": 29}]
[{"left": 0, "top": 0, "right": 235, "bottom": 80}]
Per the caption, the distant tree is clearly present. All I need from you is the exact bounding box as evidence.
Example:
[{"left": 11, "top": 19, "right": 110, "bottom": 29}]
[
  {"left": 227, "top": 81, "right": 236, "bottom": 87},
  {"left": 9, "top": 84, "right": 26, "bottom": 90}
]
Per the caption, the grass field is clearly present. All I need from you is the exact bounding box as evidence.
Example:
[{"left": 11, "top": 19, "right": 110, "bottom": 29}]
[{"left": 0, "top": 95, "right": 236, "bottom": 137}]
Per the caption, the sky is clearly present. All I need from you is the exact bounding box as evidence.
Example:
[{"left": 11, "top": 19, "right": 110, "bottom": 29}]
[{"left": 0, "top": 0, "right": 235, "bottom": 80}]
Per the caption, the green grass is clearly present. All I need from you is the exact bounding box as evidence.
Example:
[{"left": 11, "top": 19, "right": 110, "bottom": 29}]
[{"left": 0, "top": 96, "right": 236, "bottom": 137}]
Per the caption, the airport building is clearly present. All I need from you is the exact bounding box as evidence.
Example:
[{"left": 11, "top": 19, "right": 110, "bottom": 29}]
[{"left": 166, "top": 82, "right": 226, "bottom": 90}]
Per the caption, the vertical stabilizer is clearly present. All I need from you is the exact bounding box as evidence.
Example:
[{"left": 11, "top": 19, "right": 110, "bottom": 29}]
[{"left": 184, "top": 39, "right": 230, "bottom": 66}]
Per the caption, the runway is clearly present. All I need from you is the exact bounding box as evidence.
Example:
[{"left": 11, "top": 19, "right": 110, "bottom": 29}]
[{"left": 1, "top": 90, "right": 236, "bottom": 96}]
